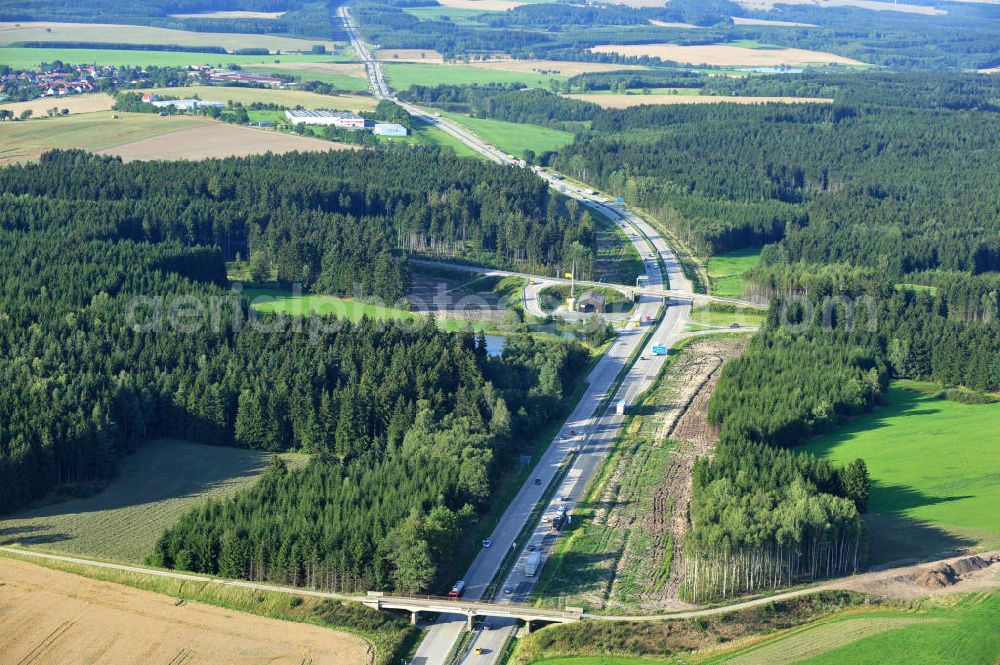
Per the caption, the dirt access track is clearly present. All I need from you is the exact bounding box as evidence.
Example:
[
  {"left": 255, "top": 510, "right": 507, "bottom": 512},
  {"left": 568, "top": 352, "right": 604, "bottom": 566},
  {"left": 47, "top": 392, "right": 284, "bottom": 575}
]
[{"left": 0, "top": 557, "right": 372, "bottom": 665}]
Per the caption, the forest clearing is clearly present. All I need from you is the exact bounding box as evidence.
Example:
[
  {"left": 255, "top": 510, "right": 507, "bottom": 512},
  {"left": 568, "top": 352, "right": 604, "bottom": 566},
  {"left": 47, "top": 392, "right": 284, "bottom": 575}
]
[
  {"left": 533, "top": 335, "right": 749, "bottom": 612},
  {"left": 803, "top": 381, "right": 1000, "bottom": 564},
  {"left": 0, "top": 556, "right": 372, "bottom": 665},
  {"left": 0, "top": 439, "right": 306, "bottom": 563}
]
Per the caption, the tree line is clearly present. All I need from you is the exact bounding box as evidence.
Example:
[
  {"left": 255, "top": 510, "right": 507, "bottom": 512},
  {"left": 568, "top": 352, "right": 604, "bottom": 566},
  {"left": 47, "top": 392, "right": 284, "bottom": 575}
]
[
  {"left": 552, "top": 94, "right": 1000, "bottom": 277},
  {"left": 0, "top": 149, "right": 596, "bottom": 299}
]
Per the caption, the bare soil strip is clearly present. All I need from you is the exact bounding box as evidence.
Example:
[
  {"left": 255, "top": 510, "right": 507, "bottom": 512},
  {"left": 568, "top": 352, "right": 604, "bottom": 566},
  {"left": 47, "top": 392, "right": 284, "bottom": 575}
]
[{"left": 0, "top": 557, "right": 371, "bottom": 665}]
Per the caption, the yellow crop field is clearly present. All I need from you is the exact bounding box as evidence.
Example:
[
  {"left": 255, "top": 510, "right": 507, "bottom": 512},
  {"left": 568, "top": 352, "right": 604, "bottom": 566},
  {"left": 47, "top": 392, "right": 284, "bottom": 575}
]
[
  {"left": 0, "top": 93, "right": 114, "bottom": 117},
  {"left": 0, "top": 557, "right": 370, "bottom": 665}
]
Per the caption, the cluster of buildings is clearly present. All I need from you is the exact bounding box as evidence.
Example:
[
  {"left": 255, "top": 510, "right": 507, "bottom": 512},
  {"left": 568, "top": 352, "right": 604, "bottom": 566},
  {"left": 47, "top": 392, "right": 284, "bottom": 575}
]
[
  {"left": 187, "top": 65, "right": 290, "bottom": 87},
  {"left": 284, "top": 109, "right": 407, "bottom": 136},
  {"left": 149, "top": 98, "right": 226, "bottom": 111},
  {"left": 0, "top": 64, "right": 118, "bottom": 98}
]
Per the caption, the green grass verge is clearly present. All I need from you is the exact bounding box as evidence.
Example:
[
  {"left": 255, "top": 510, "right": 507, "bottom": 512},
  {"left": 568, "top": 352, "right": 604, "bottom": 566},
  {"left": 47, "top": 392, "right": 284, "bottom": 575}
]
[
  {"left": 441, "top": 112, "right": 575, "bottom": 159},
  {"left": 687, "top": 303, "right": 765, "bottom": 330},
  {"left": 802, "top": 380, "right": 1000, "bottom": 563},
  {"left": 595, "top": 205, "right": 644, "bottom": 286},
  {"left": 706, "top": 247, "right": 761, "bottom": 299},
  {"left": 384, "top": 62, "right": 567, "bottom": 91},
  {"left": 0, "top": 549, "right": 416, "bottom": 665},
  {"left": 0, "top": 439, "right": 306, "bottom": 563}
]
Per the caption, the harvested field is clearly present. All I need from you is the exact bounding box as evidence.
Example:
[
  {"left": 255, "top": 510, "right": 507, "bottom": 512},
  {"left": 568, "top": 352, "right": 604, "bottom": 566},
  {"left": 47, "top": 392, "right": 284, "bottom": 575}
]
[
  {"left": 0, "top": 557, "right": 371, "bottom": 665},
  {"left": 0, "top": 111, "right": 205, "bottom": 165},
  {"left": 170, "top": 10, "right": 286, "bottom": 19},
  {"left": 437, "top": 0, "right": 526, "bottom": 9},
  {"left": 0, "top": 21, "right": 338, "bottom": 53},
  {"left": 376, "top": 48, "right": 445, "bottom": 62},
  {"left": 99, "top": 122, "right": 356, "bottom": 161},
  {"left": 0, "top": 92, "right": 113, "bottom": 116},
  {"left": 566, "top": 93, "right": 832, "bottom": 108},
  {"left": 735, "top": 0, "right": 947, "bottom": 14},
  {"left": 589, "top": 43, "right": 864, "bottom": 66},
  {"left": 732, "top": 16, "right": 817, "bottom": 26},
  {"left": 133, "top": 85, "right": 377, "bottom": 110}
]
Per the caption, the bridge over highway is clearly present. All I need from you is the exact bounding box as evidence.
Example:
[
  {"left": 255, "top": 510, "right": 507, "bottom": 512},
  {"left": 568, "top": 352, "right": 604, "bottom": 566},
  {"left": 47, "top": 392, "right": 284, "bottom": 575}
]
[{"left": 360, "top": 593, "right": 583, "bottom": 631}]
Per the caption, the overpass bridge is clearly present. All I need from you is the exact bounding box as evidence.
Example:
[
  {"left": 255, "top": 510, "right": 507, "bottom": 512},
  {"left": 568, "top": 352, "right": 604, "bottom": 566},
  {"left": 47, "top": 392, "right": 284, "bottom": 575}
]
[
  {"left": 360, "top": 592, "right": 583, "bottom": 632},
  {"left": 409, "top": 258, "right": 765, "bottom": 309}
]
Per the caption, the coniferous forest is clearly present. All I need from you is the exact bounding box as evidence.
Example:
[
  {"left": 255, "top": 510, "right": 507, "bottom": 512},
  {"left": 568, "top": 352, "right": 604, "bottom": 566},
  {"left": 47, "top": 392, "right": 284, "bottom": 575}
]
[
  {"left": 534, "top": 74, "right": 1000, "bottom": 601},
  {"left": 0, "top": 149, "right": 592, "bottom": 592}
]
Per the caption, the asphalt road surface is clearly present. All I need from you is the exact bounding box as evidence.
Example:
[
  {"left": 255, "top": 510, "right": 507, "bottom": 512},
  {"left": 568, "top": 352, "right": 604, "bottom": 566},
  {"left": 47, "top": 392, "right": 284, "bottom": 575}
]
[{"left": 338, "top": 11, "right": 695, "bottom": 664}]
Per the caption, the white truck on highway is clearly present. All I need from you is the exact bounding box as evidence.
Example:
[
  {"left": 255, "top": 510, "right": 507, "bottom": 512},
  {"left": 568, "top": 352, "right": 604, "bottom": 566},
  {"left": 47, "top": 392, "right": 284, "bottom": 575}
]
[{"left": 525, "top": 551, "right": 542, "bottom": 577}]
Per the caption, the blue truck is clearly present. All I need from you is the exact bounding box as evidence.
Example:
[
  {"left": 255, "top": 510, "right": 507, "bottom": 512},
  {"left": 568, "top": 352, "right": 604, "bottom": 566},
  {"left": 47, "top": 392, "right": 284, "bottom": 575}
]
[{"left": 651, "top": 343, "right": 668, "bottom": 356}]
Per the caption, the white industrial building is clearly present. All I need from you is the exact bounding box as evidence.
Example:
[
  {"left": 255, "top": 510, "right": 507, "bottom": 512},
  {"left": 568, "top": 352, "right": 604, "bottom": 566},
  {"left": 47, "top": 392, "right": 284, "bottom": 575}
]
[
  {"left": 373, "top": 123, "right": 408, "bottom": 136},
  {"left": 285, "top": 109, "right": 365, "bottom": 128},
  {"left": 151, "top": 99, "right": 225, "bottom": 111}
]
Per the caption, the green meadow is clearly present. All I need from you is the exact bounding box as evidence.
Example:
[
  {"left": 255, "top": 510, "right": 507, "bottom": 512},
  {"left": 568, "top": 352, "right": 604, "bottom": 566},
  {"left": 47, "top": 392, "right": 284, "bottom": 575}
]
[
  {"left": 442, "top": 112, "right": 575, "bottom": 158},
  {"left": 404, "top": 6, "right": 490, "bottom": 24},
  {"left": 382, "top": 62, "right": 567, "bottom": 90},
  {"left": 708, "top": 593, "right": 1000, "bottom": 665},
  {"left": 0, "top": 439, "right": 306, "bottom": 563},
  {"left": 706, "top": 246, "right": 761, "bottom": 299},
  {"left": 802, "top": 380, "right": 1000, "bottom": 561},
  {"left": 244, "top": 287, "right": 488, "bottom": 333}
]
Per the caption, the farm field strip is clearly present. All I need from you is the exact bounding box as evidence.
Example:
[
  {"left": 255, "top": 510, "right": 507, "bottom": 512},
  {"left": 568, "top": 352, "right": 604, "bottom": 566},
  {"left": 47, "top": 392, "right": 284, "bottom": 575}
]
[
  {"left": 439, "top": 111, "right": 574, "bottom": 158},
  {"left": 0, "top": 46, "right": 352, "bottom": 69},
  {"left": 383, "top": 62, "right": 568, "bottom": 90},
  {"left": 0, "top": 556, "right": 370, "bottom": 665},
  {"left": 0, "top": 111, "right": 204, "bottom": 164},
  {"left": 98, "top": 122, "right": 358, "bottom": 161},
  {"left": 0, "top": 21, "right": 339, "bottom": 53},
  {"left": 0, "top": 92, "right": 114, "bottom": 116},
  {"left": 589, "top": 43, "right": 865, "bottom": 66}
]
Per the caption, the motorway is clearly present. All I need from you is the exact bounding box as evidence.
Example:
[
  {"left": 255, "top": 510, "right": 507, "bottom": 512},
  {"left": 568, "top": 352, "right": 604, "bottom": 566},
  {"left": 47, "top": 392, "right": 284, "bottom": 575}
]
[{"left": 339, "top": 9, "right": 697, "bottom": 664}]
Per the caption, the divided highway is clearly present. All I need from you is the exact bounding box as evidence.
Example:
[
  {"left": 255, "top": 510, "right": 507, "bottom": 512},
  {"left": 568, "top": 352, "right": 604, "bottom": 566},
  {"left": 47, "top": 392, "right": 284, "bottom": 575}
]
[{"left": 339, "top": 10, "right": 695, "bottom": 663}]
